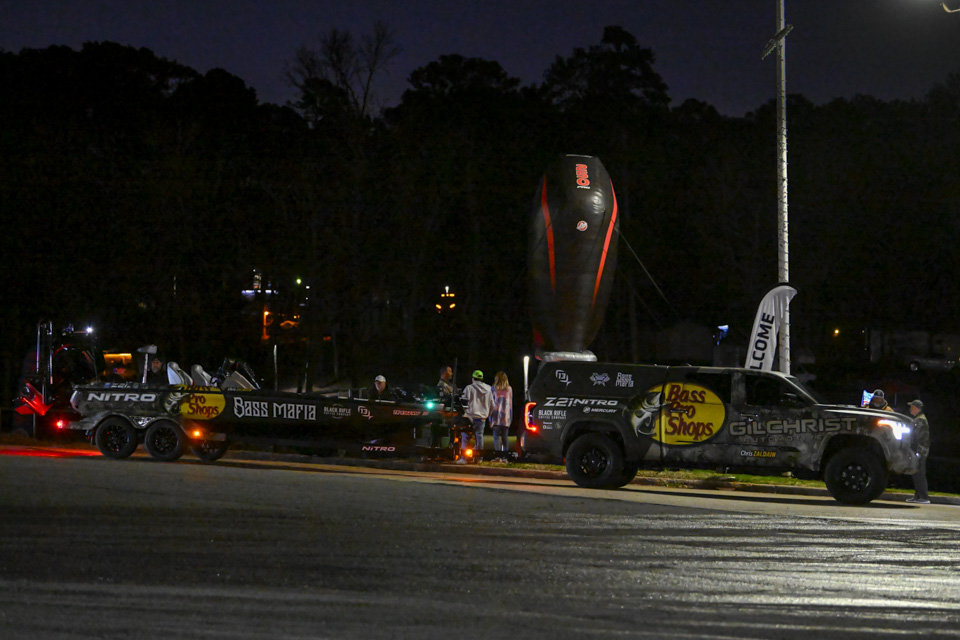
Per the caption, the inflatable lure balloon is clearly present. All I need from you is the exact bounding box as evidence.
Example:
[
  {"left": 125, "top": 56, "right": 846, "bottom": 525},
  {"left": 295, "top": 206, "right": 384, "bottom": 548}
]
[{"left": 529, "top": 154, "right": 619, "bottom": 358}]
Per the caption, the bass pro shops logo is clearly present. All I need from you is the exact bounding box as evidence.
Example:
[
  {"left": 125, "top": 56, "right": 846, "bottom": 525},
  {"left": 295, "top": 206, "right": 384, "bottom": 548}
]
[
  {"left": 180, "top": 392, "right": 226, "bottom": 420},
  {"left": 632, "top": 383, "right": 726, "bottom": 446}
]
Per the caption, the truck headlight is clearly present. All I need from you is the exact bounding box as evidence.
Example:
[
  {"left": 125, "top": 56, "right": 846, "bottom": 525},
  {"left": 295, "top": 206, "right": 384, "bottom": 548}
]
[{"left": 877, "top": 418, "right": 911, "bottom": 441}]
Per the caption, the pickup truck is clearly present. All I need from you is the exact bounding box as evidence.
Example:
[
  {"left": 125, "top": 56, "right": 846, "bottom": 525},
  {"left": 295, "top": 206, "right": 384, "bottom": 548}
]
[{"left": 521, "top": 361, "right": 920, "bottom": 504}]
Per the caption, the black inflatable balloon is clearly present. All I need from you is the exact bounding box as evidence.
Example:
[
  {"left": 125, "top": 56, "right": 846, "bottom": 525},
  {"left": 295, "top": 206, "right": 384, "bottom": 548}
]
[{"left": 529, "top": 154, "right": 619, "bottom": 354}]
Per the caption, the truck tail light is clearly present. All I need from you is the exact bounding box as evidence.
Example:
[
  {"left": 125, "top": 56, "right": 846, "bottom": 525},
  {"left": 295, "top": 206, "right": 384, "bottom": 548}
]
[{"left": 524, "top": 402, "right": 538, "bottom": 432}]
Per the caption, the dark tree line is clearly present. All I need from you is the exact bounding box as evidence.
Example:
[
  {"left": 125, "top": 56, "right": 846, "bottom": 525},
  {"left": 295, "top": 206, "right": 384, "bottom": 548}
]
[{"left": 2, "top": 26, "right": 960, "bottom": 401}]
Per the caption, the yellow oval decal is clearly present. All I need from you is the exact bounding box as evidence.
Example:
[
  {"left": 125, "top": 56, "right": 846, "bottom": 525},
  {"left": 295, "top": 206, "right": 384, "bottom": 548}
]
[
  {"left": 180, "top": 391, "right": 226, "bottom": 420},
  {"left": 636, "top": 382, "right": 726, "bottom": 446}
]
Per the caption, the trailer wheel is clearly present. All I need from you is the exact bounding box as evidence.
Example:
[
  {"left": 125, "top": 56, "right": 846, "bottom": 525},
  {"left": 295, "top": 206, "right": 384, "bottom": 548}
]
[
  {"left": 190, "top": 440, "right": 229, "bottom": 462},
  {"left": 144, "top": 420, "right": 185, "bottom": 462},
  {"left": 565, "top": 433, "right": 625, "bottom": 489},
  {"left": 824, "top": 446, "right": 888, "bottom": 505},
  {"left": 95, "top": 417, "right": 138, "bottom": 459}
]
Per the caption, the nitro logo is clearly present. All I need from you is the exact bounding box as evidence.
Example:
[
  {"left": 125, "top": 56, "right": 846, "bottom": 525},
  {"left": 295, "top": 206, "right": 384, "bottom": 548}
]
[
  {"left": 590, "top": 372, "right": 609, "bottom": 386},
  {"left": 544, "top": 397, "right": 619, "bottom": 408},
  {"left": 361, "top": 445, "right": 396, "bottom": 452},
  {"left": 233, "top": 397, "right": 269, "bottom": 419},
  {"left": 555, "top": 370, "right": 571, "bottom": 387},
  {"left": 87, "top": 392, "right": 158, "bottom": 403},
  {"left": 575, "top": 163, "right": 590, "bottom": 189}
]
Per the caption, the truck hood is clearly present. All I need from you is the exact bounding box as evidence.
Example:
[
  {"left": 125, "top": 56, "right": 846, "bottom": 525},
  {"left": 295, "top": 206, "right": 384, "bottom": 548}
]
[{"left": 816, "top": 404, "right": 914, "bottom": 424}]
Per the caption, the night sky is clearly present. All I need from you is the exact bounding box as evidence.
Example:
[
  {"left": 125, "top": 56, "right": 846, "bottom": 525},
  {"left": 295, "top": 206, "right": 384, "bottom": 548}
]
[{"left": 2, "top": 0, "right": 959, "bottom": 117}]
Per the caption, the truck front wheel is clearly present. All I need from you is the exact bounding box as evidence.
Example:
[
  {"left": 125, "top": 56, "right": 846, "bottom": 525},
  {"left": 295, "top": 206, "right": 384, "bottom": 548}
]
[
  {"left": 824, "top": 446, "right": 888, "bottom": 505},
  {"left": 95, "top": 417, "right": 138, "bottom": 459},
  {"left": 566, "top": 433, "right": 625, "bottom": 489},
  {"left": 617, "top": 461, "right": 640, "bottom": 488},
  {"left": 144, "top": 420, "right": 185, "bottom": 462}
]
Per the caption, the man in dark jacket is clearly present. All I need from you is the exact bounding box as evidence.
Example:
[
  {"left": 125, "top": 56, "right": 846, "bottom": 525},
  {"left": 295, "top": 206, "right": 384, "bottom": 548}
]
[
  {"left": 369, "top": 375, "right": 394, "bottom": 401},
  {"left": 146, "top": 357, "right": 167, "bottom": 386},
  {"left": 868, "top": 388, "right": 894, "bottom": 412},
  {"left": 906, "top": 399, "right": 931, "bottom": 504}
]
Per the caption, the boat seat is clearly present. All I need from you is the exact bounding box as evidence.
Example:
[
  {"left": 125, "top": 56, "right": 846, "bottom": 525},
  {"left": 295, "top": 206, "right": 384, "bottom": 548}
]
[
  {"left": 167, "top": 362, "right": 193, "bottom": 386},
  {"left": 191, "top": 364, "right": 214, "bottom": 387}
]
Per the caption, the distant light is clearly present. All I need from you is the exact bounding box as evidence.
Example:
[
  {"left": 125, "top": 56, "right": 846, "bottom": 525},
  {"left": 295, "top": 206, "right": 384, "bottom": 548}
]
[
  {"left": 296, "top": 278, "right": 302, "bottom": 285},
  {"left": 833, "top": 328, "right": 841, "bottom": 337},
  {"left": 86, "top": 326, "right": 94, "bottom": 334},
  {"left": 715, "top": 324, "right": 729, "bottom": 344}
]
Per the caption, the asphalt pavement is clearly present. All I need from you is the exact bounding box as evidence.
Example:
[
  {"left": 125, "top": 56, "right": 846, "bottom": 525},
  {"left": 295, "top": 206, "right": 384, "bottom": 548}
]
[
  {"left": 222, "top": 447, "right": 960, "bottom": 506},
  {"left": 3, "top": 436, "right": 958, "bottom": 506}
]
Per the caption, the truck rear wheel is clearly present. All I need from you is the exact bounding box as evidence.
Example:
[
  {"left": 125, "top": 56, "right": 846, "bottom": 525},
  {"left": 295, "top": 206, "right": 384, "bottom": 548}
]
[
  {"left": 824, "top": 446, "right": 888, "bottom": 505},
  {"left": 144, "top": 420, "right": 185, "bottom": 462},
  {"left": 566, "top": 433, "right": 625, "bottom": 489},
  {"left": 190, "top": 440, "right": 229, "bottom": 462},
  {"left": 95, "top": 417, "right": 138, "bottom": 459}
]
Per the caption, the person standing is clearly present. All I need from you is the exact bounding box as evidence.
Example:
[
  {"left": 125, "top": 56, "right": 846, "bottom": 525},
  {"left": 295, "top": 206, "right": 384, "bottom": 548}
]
[
  {"left": 490, "top": 371, "right": 513, "bottom": 461},
  {"left": 868, "top": 388, "right": 894, "bottom": 411},
  {"left": 436, "top": 365, "right": 455, "bottom": 405},
  {"left": 906, "top": 399, "right": 931, "bottom": 504},
  {"left": 433, "top": 365, "right": 455, "bottom": 448},
  {"left": 458, "top": 369, "right": 493, "bottom": 462}
]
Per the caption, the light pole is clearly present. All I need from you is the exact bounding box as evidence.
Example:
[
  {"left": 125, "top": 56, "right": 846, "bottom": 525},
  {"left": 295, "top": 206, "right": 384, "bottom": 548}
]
[{"left": 762, "top": 0, "right": 793, "bottom": 374}]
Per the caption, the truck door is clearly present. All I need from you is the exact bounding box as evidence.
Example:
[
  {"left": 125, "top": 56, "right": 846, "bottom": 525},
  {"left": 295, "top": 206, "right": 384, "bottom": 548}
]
[
  {"left": 656, "top": 368, "right": 734, "bottom": 466},
  {"left": 733, "top": 371, "right": 809, "bottom": 468}
]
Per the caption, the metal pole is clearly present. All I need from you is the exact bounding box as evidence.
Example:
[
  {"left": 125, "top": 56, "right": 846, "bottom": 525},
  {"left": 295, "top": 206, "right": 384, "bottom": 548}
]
[{"left": 775, "top": 0, "right": 791, "bottom": 374}]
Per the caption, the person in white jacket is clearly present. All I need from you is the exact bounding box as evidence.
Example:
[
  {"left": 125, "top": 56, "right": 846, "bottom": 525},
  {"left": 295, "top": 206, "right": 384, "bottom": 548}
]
[{"left": 459, "top": 369, "right": 494, "bottom": 460}]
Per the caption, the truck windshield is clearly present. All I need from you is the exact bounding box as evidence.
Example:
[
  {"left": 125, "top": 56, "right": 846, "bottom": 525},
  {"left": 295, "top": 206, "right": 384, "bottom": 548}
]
[{"left": 783, "top": 376, "right": 822, "bottom": 404}]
